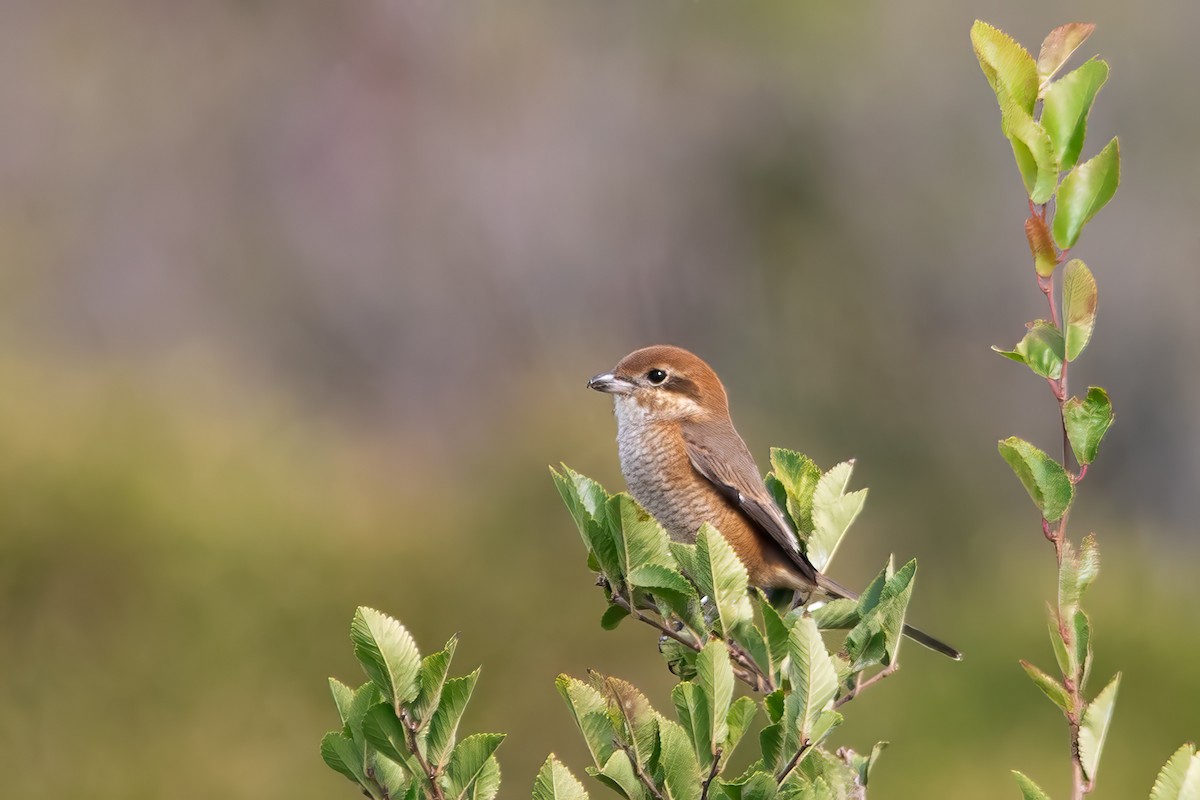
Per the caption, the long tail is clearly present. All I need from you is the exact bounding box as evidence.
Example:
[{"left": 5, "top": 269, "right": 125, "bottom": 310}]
[{"left": 813, "top": 573, "right": 962, "bottom": 661}]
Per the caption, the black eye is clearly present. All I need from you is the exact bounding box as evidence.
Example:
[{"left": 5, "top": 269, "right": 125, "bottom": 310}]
[{"left": 646, "top": 369, "right": 668, "bottom": 385}]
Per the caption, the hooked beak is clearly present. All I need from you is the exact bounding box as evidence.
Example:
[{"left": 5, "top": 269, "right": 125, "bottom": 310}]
[{"left": 587, "top": 372, "right": 636, "bottom": 395}]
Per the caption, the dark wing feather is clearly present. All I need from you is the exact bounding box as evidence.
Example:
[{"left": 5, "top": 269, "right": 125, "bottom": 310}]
[{"left": 680, "top": 418, "right": 819, "bottom": 586}]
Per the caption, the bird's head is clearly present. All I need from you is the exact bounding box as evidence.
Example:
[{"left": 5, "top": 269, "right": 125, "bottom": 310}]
[{"left": 588, "top": 345, "right": 729, "bottom": 422}]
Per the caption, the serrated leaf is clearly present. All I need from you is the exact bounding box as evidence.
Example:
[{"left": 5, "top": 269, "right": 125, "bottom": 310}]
[
  {"left": 845, "top": 741, "right": 887, "bottom": 787},
  {"left": 788, "top": 616, "right": 839, "bottom": 740},
  {"left": 1025, "top": 216, "right": 1059, "bottom": 278},
  {"left": 737, "top": 771, "right": 779, "bottom": 800},
  {"left": 694, "top": 523, "right": 753, "bottom": 637},
  {"left": 606, "top": 677, "right": 658, "bottom": 768},
  {"left": 628, "top": 563, "right": 706, "bottom": 632},
  {"left": 758, "top": 722, "right": 786, "bottom": 775},
  {"left": 725, "top": 697, "right": 758, "bottom": 761},
  {"left": 658, "top": 718, "right": 702, "bottom": 800},
  {"left": 1012, "top": 770, "right": 1053, "bottom": 800},
  {"left": 427, "top": 670, "right": 481, "bottom": 767},
  {"left": 1001, "top": 99, "right": 1059, "bottom": 204},
  {"left": 809, "top": 598, "right": 860, "bottom": 631},
  {"left": 468, "top": 755, "right": 501, "bottom": 800},
  {"left": 661, "top": 638, "right": 700, "bottom": 682},
  {"left": 769, "top": 448, "right": 822, "bottom": 537},
  {"left": 672, "top": 682, "right": 712, "bottom": 770},
  {"left": 1053, "top": 137, "right": 1120, "bottom": 249},
  {"left": 609, "top": 494, "right": 675, "bottom": 591},
  {"left": 1061, "top": 260, "right": 1098, "bottom": 361},
  {"left": 1038, "top": 22, "right": 1096, "bottom": 88},
  {"left": 972, "top": 20, "right": 1038, "bottom": 115},
  {"left": 534, "top": 755, "right": 591, "bottom": 800},
  {"left": 445, "top": 733, "right": 505, "bottom": 800},
  {"left": 362, "top": 702, "right": 412, "bottom": 765},
  {"left": 844, "top": 560, "right": 916, "bottom": 670},
  {"left": 414, "top": 637, "right": 458, "bottom": 724},
  {"left": 557, "top": 675, "right": 617, "bottom": 768},
  {"left": 1079, "top": 672, "right": 1121, "bottom": 782},
  {"left": 1059, "top": 536, "right": 1101, "bottom": 617},
  {"left": 992, "top": 320, "right": 1064, "bottom": 380},
  {"left": 1064, "top": 387, "right": 1113, "bottom": 466},
  {"left": 330, "top": 678, "right": 355, "bottom": 725},
  {"left": 352, "top": 607, "right": 422, "bottom": 712},
  {"left": 1149, "top": 743, "right": 1200, "bottom": 800},
  {"left": 595, "top": 750, "right": 649, "bottom": 800},
  {"left": 997, "top": 437, "right": 1075, "bottom": 522},
  {"left": 553, "top": 467, "right": 623, "bottom": 582},
  {"left": 321, "top": 730, "right": 363, "bottom": 784},
  {"left": 1043, "top": 60, "right": 1109, "bottom": 171},
  {"left": 808, "top": 461, "right": 867, "bottom": 573},
  {"left": 1020, "top": 660, "right": 1073, "bottom": 716},
  {"left": 369, "top": 750, "right": 411, "bottom": 796},
  {"left": 697, "top": 641, "right": 734, "bottom": 750},
  {"left": 758, "top": 592, "right": 792, "bottom": 670},
  {"left": 345, "top": 681, "right": 383, "bottom": 747}
]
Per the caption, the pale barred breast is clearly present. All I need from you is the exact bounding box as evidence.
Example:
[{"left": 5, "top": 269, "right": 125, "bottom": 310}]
[{"left": 614, "top": 412, "right": 737, "bottom": 544}]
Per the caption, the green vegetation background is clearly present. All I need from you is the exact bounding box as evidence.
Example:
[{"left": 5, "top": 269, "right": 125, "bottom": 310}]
[{"left": 1, "top": 2, "right": 1197, "bottom": 799}]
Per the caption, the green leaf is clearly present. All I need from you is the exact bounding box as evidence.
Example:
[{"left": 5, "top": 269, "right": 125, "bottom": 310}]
[
  {"left": 1063, "top": 387, "right": 1113, "bottom": 466},
  {"left": 1072, "top": 609, "right": 1093, "bottom": 693},
  {"left": 533, "top": 755, "right": 591, "bottom": 800},
  {"left": 1001, "top": 100, "right": 1059, "bottom": 204},
  {"left": 1042, "top": 59, "right": 1109, "bottom": 172},
  {"left": 693, "top": 523, "right": 753, "bottom": 637},
  {"left": 606, "top": 677, "right": 659, "bottom": 768},
  {"left": 698, "top": 640, "right": 734, "bottom": 749},
  {"left": 971, "top": 20, "right": 1038, "bottom": 115},
  {"left": 737, "top": 771, "right": 779, "bottom": 800},
  {"left": 1149, "top": 743, "right": 1200, "bottom": 800},
  {"left": 992, "top": 321, "right": 1065, "bottom": 380},
  {"left": 769, "top": 448, "right": 822, "bottom": 537},
  {"left": 661, "top": 638, "right": 700, "bottom": 682},
  {"left": 808, "top": 461, "right": 867, "bottom": 573},
  {"left": 809, "top": 598, "right": 860, "bottom": 631},
  {"left": 672, "top": 682, "right": 712, "bottom": 770},
  {"left": 351, "top": 607, "right": 422, "bottom": 713},
  {"left": 997, "top": 437, "right": 1075, "bottom": 522},
  {"left": 843, "top": 742, "right": 887, "bottom": 788},
  {"left": 556, "top": 675, "right": 617, "bottom": 768},
  {"left": 329, "top": 678, "right": 355, "bottom": 726},
  {"left": 1079, "top": 672, "right": 1121, "bottom": 783},
  {"left": 552, "top": 467, "right": 622, "bottom": 582},
  {"left": 1025, "top": 216, "right": 1059, "bottom": 278},
  {"left": 1058, "top": 535, "right": 1100, "bottom": 617},
  {"left": 600, "top": 605, "right": 631, "bottom": 630},
  {"left": 628, "top": 563, "right": 706, "bottom": 632},
  {"left": 788, "top": 616, "right": 839, "bottom": 740},
  {"left": 1053, "top": 137, "right": 1120, "bottom": 249},
  {"left": 362, "top": 703, "right": 413, "bottom": 766},
  {"left": 1061, "top": 261, "right": 1098, "bottom": 361},
  {"left": 609, "top": 494, "right": 675, "bottom": 586},
  {"left": 344, "top": 681, "right": 383, "bottom": 747},
  {"left": 1012, "top": 770, "right": 1053, "bottom": 800},
  {"left": 1038, "top": 22, "right": 1096, "bottom": 89},
  {"left": 658, "top": 718, "right": 702, "bottom": 800},
  {"left": 1047, "top": 605, "right": 1071, "bottom": 677},
  {"left": 468, "top": 755, "right": 501, "bottom": 800},
  {"left": 445, "top": 733, "right": 505, "bottom": 800},
  {"left": 1019, "top": 660, "right": 1073, "bottom": 716},
  {"left": 369, "top": 751, "right": 411, "bottom": 797},
  {"left": 321, "top": 730, "right": 363, "bottom": 785},
  {"left": 595, "top": 750, "right": 650, "bottom": 800},
  {"left": 413, "top": 637, "right": 459, "bottom": 724},
  {"left": 725, "top": 697, "right": 758, "bottom": 761},
  {"left": 758, "top": 591, "right": 792, "bottom": 670},
  {"left": 427, "top": 670, "right": 481, "bottom": 767},
  {"left": 844, "top": 560, "right": 916, "bottom": 669}
]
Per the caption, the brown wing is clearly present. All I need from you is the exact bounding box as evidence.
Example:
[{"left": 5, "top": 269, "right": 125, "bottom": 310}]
[{"left": 680, "top": 417, "right": 820, "bottom": 586}]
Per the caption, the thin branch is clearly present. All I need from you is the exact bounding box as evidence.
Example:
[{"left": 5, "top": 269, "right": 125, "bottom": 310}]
[
  {"left": 833, "top": 661, "right": 900, "bottom": 710},
  {"left": 775, "top": 738, "right": 813, "bottom": 784},
  {"left": 616, "top": 741, "right": 665, "bottom": 800},
  {"left": 699, "top": 748, "right": 723, "bottom": 800},
  {"left": 401, "top": 710, "right": 446, "bottom": 800}
]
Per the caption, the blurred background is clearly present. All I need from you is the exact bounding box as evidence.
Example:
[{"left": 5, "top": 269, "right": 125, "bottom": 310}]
[{"left": 2, "top": 1, "right": 1197, "bottom": 797}]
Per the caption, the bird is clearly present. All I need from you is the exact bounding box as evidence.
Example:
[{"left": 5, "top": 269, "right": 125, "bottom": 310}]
[{"left": 588, "top": 344, "right": 961, "bottom": 660}]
